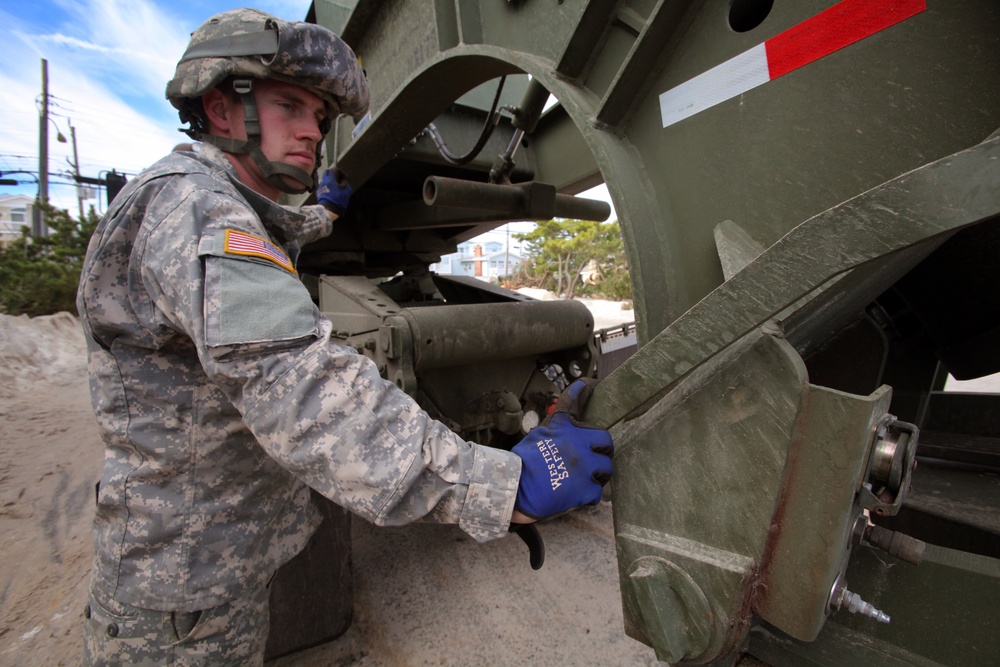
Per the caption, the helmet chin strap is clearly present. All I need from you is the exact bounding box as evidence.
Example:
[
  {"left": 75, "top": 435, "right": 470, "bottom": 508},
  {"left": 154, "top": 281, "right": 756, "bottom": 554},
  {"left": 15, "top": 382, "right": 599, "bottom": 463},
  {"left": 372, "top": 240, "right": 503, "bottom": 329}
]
[{"left": 201, "top": 79, "right": 318, "bottom": 194}]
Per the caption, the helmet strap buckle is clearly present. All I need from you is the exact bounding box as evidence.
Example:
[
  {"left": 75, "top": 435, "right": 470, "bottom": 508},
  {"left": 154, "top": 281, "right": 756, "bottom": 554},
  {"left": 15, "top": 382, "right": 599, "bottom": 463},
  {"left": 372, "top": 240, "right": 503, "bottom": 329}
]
[
  {"left": 233, "top": 79, "right": 262, "bottom": 139},
  {"left": 233, "top": 78, "right": 253, "bottom": 95}
]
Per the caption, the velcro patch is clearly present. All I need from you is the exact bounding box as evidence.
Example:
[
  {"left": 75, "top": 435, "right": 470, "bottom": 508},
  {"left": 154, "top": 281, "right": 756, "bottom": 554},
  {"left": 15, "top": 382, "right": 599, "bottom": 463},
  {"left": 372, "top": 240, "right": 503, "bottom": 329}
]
[{"left": 223, "top": 229, "right": 295, "bottom": 274}]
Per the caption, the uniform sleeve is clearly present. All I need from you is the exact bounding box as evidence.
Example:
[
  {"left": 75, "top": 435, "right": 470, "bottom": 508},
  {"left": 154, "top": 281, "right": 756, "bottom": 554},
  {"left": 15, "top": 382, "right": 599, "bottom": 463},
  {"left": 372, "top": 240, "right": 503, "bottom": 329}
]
[
  {"left": 138, "top": 191, "right": 520, "bottom": 542},
  {"left": 279, "top": 203, "right": 334, "bottom": 246}
]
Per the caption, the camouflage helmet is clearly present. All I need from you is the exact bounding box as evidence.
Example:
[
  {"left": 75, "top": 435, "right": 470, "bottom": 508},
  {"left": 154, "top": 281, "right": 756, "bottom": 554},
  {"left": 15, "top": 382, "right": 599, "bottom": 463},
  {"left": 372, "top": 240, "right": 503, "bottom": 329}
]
[{"left": 165, "top": 8, "right": 369, "bottom": 194}]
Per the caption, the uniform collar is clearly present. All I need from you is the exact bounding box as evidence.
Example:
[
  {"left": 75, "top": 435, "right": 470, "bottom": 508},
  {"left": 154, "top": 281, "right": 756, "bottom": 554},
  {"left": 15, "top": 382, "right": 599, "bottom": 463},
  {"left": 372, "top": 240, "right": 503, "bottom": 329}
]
[
  {"left": 195, "top": 142, "right": 307, "bottom": 244},
  {"left": 195, "top": 141, "right": 239, "bottom": 176}
]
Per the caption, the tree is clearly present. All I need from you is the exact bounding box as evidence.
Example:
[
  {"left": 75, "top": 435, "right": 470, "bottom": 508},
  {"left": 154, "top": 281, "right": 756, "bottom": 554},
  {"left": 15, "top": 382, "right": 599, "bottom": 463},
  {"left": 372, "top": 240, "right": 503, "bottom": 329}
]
[
  {"left": 0, "top": 203, "right": 98, "bottom": 317},
  {"left": 516, "top": 218, "right": 631, "bottom": 300}
]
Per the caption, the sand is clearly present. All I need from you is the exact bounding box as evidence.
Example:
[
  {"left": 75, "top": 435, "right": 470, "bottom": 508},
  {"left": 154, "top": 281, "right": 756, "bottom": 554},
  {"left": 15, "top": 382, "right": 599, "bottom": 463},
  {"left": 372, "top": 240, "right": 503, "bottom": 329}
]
[{"left": 0, "top": 313, "right": 99, "bottom": 666}]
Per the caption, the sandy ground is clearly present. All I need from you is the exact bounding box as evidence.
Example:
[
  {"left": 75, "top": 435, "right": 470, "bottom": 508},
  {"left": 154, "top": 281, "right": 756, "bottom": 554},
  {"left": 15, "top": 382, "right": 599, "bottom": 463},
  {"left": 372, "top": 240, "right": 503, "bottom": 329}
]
[
  {"left": 0, "top": 313, "right": 98, "bottom": 667},
  {"left": 0, "top": 304, "right": 657, "bottom": 667},
  {"left": 270, "top": 505, "right": 660, "bottom": 667}
]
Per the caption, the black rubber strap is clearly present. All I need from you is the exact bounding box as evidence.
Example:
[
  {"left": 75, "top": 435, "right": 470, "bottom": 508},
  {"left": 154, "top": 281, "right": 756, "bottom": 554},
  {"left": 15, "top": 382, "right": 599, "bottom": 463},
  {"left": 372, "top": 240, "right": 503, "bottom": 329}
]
[{"left": 509, "top": 523, "right": 545, "bottom": 570}]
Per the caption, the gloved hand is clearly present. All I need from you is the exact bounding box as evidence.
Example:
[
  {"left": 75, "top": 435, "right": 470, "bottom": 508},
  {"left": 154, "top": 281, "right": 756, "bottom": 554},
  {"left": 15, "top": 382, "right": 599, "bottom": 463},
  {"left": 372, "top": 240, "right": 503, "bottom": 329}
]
[
  {"left": 316, "top": 168, "right": 352, "bottom": 216},
  {"left": 512, "top": 379, "right": 614, "bottom": 520}
]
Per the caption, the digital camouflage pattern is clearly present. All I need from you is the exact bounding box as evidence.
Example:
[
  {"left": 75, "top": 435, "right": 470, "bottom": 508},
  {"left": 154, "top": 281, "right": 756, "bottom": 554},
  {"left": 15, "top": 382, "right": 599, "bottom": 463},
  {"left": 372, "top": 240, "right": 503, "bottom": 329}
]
[
  {"left": 166, "top": 8, "right": 369, "bottom": 120},
  {"left": 77, "top": 142, "right": 521, "bottom": 615},
  {"left": 83, "top": 581, "right": 269, "bottom": 666},
  {"left": 165, "top": 8, "right": 370, "bottom": 195}
]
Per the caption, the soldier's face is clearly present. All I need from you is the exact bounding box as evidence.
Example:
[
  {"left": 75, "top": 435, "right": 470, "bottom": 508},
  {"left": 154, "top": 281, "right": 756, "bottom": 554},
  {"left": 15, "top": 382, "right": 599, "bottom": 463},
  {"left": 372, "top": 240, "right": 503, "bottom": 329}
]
[
  {"left": 255, "top": 80, "right": 326, "bottom": 177},
  {"left": 222, "top": 80, "right": 327, "bottom": 199}
]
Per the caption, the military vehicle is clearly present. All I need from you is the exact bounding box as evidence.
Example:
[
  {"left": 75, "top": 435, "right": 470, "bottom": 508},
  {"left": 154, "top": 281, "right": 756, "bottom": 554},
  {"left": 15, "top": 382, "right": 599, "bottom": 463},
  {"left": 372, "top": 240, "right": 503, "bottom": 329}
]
[{"left": 268, "top": 1, "right": 1000, "bottom": 664}]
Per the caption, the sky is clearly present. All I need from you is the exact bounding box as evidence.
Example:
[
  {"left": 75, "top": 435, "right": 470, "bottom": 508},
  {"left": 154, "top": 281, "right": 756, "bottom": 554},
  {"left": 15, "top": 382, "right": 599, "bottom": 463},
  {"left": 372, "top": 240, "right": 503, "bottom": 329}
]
[
  {"left": 0, "top": 0, "right": 314, "bottom": 214},
  {"left": 0, "top": 0, "right": 613, "bottom": 220}
]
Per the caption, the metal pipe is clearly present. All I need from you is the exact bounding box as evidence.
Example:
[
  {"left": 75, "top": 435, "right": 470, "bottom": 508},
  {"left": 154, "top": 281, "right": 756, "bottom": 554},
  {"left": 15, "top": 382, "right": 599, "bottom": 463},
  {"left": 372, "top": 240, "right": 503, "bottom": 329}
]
[
  {"left": 555, "top": 192, "right": 611, "bottom": 221},
  {"left": 424, "top": 176, "right": 525, "bottom": 211},
  {"left": 512, "top": 77, "right": 550, "bottom": 135},
  {"left": 399, "top": 299, "right": 593, "bottom": 371},
  {"left": 423, "top": 176, "right": 611, "bottom": 221}
]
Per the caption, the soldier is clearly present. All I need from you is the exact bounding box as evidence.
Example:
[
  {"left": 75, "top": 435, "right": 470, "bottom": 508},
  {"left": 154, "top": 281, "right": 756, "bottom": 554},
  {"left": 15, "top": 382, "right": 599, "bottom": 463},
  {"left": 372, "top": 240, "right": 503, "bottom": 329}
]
[{"left": 77, "top": 8, "right": 613, "bottom": 665}]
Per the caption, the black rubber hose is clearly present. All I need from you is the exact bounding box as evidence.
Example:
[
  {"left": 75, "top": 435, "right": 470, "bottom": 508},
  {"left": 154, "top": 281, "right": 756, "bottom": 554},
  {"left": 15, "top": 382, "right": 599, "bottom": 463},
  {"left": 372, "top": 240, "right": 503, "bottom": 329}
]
[{"left": 426, "top": 75, "right": 507, "bottom": 166}]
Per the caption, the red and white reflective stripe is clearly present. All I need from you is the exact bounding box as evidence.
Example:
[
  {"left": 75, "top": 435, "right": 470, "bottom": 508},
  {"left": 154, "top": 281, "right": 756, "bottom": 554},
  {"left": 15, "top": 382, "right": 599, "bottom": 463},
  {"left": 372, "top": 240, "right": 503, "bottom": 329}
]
[{"left": 658, "top": 0, "right": 926, "bottom": 128}]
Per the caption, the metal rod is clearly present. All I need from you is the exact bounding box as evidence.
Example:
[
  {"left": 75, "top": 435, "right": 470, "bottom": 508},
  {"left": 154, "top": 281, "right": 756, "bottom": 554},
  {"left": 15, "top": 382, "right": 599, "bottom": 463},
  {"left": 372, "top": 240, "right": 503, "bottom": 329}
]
[
  {"left": 555, "top": 192, "right": 611, "bottom": 221},
  {"left": 423, "top": 176, "right": 611, "bottom": 222},
  {"left": 424, "top": 176, "right": 525, "bottom": 211},
  {"left": 399, "top": 300, "right": 593, "bottom": 371}
]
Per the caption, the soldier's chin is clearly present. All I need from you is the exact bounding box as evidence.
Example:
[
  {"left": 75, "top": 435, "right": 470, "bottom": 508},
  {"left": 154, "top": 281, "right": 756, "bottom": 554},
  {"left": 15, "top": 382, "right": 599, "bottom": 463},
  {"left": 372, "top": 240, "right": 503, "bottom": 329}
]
[{"left": 278, "top": 174, "right": 310, "bottom": 193}]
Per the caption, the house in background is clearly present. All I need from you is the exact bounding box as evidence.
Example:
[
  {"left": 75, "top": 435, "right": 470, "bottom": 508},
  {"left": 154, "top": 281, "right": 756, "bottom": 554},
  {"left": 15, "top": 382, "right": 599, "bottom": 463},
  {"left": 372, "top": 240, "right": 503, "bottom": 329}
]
[
  {"left": 0, "top": 194, "right": 35, "bottom": 246},
  {"left": 431, "top": 240, "right": 524, "bottom": 281}
]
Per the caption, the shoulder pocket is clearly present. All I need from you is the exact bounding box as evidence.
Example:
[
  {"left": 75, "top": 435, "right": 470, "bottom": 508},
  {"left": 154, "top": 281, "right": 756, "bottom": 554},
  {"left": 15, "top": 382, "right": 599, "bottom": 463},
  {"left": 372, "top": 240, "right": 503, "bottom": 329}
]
[{"left": 200, "top": 230, "right": 317, "bottom": 347}]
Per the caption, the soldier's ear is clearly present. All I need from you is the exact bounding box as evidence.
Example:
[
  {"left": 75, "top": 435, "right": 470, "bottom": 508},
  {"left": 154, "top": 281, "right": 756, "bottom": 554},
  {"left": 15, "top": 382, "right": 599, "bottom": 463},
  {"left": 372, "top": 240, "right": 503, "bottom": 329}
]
[{"left": 202, "top": 87, "right": 239, "bottom": 137}]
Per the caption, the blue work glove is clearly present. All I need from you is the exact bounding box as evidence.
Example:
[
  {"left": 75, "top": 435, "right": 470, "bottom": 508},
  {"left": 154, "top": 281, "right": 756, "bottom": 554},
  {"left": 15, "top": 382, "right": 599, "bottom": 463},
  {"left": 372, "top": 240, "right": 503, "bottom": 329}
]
[
  {"left": 316, "top": 168, "right": 352, "bottom": 216},
  {"left": 512, "top": 379, "right": 614, "bottom": 520}
]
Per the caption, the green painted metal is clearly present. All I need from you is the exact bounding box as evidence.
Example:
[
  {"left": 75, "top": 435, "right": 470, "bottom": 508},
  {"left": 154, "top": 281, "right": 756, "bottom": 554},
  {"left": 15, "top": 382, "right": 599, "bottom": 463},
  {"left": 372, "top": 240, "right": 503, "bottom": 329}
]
[
  {"left": 755, "top": 384, "right": 892, "bottom": 642},
  {"left": 586, "top": 133, "right": 1000, "bottom": 429},
  {"left": 316, "top": 274, "right": 596, "bottom": 444},
  {"left": 326, "top": 0, "right": 1000, "bottom": 335},
  {"left": 300, "top": 1, "right": 1000, "bottom": 663},
  {"left": 615, "top": 330, "right": 807, "bottom": 661}
]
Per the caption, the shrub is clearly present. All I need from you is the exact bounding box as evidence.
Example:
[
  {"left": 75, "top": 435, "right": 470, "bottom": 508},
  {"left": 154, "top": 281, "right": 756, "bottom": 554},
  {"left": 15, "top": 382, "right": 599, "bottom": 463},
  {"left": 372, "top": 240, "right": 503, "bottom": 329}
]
[{"left": 0, "top": 203, "right": 98, "bottom": 317}]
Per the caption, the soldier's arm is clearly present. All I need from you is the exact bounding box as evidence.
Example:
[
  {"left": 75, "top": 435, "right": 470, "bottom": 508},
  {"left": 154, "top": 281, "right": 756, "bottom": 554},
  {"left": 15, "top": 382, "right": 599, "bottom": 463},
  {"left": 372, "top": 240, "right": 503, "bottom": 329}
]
[{"left": 140, "top": 191, "right": 520, "bottom": 542}]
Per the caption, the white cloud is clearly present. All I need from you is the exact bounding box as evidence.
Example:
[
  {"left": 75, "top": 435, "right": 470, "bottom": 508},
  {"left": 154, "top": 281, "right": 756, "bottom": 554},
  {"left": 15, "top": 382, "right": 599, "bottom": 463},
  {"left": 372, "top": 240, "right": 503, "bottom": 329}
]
[
  {"left": 41, "top": 0, "right": 189, "bottom": 99},
  {"left": 0, "top": 0, "right": 321, "bottom": 214},
  {"left": 0, "top": 0, "right": 193, "bottom": 212},
  {"left": 43, "top": 32, "right": 177, "bottom": 68}
]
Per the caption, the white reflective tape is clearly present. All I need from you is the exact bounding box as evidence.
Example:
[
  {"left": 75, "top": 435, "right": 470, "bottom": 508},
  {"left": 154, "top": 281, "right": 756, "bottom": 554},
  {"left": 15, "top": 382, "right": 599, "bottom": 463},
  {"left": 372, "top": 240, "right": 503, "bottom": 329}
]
[
  {"left": 658, "top": 0, "right": 926, "bottom": 129},
  {"left": 659, "top": 43, "right": 769, "bottom": 128}
]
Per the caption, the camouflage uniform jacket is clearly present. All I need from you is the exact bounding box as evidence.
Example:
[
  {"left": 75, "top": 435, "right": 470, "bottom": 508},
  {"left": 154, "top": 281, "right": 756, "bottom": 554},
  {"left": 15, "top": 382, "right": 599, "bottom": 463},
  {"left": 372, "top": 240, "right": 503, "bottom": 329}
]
[{"left": 77, "top": 143, "right": 521, "bottom": 612}]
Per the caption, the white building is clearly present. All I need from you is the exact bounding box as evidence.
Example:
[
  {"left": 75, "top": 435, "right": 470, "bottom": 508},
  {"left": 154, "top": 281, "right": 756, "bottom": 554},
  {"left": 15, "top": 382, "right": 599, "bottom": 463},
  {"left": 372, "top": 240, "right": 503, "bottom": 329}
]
[
  {"left": 0, "top": 194, "right": 34, "bottom": 245},
  {"left": 432, "top": 240, "right": 524, "bottom": 281},
  {"left": 430, "top": 224, "right": 532, "bottom": 281}
]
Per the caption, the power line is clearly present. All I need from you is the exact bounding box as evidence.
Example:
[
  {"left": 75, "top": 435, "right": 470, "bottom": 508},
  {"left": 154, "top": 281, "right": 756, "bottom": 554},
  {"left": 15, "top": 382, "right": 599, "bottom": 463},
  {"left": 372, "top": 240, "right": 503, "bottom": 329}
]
[
  {"left": 49, "top": 96, "right": 174, "bottom": 128},
  {"left": 0, "top": 104, "right": 162, "bottom": 134},
  {"left": 0, "top": 154, "right": 86, "bottom": 169},
  {"left": 0, "top": 147, "right": 146, "bottom": 166}
]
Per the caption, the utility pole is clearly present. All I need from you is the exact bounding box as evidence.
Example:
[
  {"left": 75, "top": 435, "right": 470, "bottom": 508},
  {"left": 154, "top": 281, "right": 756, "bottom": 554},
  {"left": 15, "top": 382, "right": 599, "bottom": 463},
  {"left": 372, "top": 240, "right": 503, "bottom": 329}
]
[
  {"left": 34, "top": 58, "right": 50, "bottom": 237},
  {"left": 70, "top": 122, "right": 84, "bottom": 220}
]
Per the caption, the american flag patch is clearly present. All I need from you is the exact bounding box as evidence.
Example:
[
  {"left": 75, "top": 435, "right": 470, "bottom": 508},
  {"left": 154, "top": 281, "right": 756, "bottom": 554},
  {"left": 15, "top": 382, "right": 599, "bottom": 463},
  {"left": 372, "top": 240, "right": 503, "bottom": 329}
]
[{"left": 223, "top": 229, "right": 296, "bottom": 274}]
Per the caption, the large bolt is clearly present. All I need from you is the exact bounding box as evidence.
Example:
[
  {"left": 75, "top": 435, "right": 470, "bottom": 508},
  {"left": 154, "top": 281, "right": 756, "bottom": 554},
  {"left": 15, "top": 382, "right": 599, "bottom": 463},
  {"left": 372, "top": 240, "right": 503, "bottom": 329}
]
[{"left": 627, "top": 557, "right": 715, "bottom": 663}]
